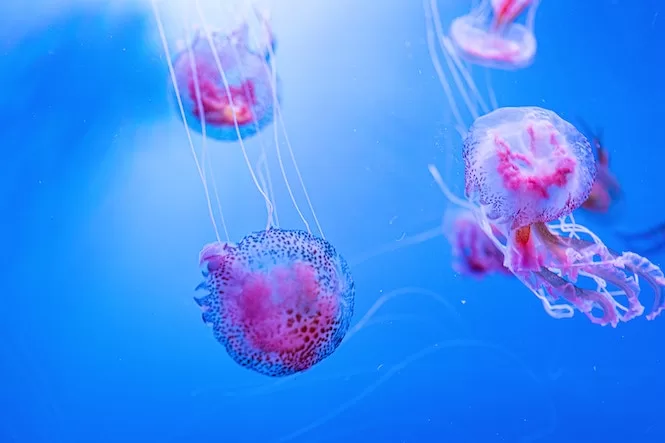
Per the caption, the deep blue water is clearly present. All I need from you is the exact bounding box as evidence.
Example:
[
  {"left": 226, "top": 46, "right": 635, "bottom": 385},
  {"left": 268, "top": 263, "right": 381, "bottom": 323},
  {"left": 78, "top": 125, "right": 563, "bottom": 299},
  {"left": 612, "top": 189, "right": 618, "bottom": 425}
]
[{"left": 1, "top": 1, "right": 664, "bottom": 442}]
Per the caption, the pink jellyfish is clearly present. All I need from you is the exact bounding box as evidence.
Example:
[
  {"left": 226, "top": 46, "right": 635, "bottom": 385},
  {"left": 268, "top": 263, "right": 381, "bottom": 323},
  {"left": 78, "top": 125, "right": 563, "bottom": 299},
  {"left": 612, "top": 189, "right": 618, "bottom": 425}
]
[
  {"left": 445, "top": 209, "right": 511, "bottom": 278},
  {"left": 449, "top": 0, "right": 539, "bottom": 70},
  {"left": 171, "top": 10, "right": 278, "bottom": 141},
  {"left": 423, "top": 0, "right": 540, "bottom": 149},
  {"left": 576, "top": 118, "right": 621, "bottom": 213},
  {"left": 460, "top": 106, "right": 665, "bottom": 327},
  {"left": 195, "top": 228, "right": 355, "bottom": 377}
]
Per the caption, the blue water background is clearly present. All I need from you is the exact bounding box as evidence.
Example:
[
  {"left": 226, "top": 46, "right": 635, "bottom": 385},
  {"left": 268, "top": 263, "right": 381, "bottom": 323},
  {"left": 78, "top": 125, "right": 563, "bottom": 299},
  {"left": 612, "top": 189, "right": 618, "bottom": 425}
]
[{"left": 1, "top": 1, "right": 664, "bottom": 442}]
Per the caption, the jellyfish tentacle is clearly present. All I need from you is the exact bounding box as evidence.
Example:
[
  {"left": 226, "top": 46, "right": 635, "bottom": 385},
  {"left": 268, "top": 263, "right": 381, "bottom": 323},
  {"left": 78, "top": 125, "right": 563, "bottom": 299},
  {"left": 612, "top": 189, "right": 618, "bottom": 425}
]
[{"left": 619, "top": 252, "right": 665, "bottom": 320}]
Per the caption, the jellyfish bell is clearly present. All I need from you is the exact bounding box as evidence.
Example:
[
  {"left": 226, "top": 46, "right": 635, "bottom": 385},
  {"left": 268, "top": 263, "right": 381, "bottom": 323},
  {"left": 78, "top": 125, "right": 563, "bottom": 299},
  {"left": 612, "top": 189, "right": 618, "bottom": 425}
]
[
  {"left": 449, "top": 0, "right": 539, "bottom": 70},
  {"left": 464, "top": 106, "right": 597, "bottom": 235},
  {"left": 168, "top": 7, "right": 279, "bottom": 142},
  {"left": 171, "top": 31, "right": 279, "bottom": 141},
  {"left": 195, "top": 228, "right": 355, "bottom": 377}
]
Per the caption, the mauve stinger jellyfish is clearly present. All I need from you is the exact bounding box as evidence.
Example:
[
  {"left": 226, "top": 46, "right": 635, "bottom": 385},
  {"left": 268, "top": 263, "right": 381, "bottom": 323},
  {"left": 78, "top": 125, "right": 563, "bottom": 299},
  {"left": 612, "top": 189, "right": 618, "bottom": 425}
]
[
  {"left": 576, "top": 118, "right": 621, "bottom": 213},
  {"left": 456, "top": 106, "right": 665, "bottom": 326},
  {"left": 170, "top": 6, "right": 278, "bottom": 141},
  {"left": 195, "top": 229, "right": 355, "bottom": 377},
  {"left": 423, "top": 0, "right": 540, "bottom": 143},
  {"left": 449, "top": 0, "right": 539, "bottom": 70},
  {"left": 445, "top": 208, "right": 510, "bottom": 278}
]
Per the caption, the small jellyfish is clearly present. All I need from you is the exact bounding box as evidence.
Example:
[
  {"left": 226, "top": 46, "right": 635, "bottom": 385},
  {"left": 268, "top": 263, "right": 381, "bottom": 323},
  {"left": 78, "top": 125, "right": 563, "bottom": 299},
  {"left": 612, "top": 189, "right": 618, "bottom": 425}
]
[
  {"left": 576, "top": 118, "right": 621, "bottom": 213},
  {"left": 459, "top": 106, "right": 665, "bottom": 326},
  {"left": 171, "top": 11, "right": 279, "bottom": 141},
  {"left": 154, "top": 2, "right": 323, "bottom": 239},
  {"left": 195, "top": 228, "right": 355, "bottom": 377},
  {"left": 423, "top": 0, "right": 539, "bottom": 144},
  {"left": 445, "top": 208, "right": 511, "bottom": 278},
  {"left": 449, "top": 0, "right": 539, "bottom": 70}
]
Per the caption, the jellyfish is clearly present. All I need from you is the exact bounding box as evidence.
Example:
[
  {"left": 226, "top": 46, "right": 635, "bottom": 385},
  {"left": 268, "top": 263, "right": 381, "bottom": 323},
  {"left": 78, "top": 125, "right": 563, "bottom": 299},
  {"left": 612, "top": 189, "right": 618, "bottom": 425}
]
[
  {"left": 445, "top": 208, "right": 511, "bottom": 277},
  {"left": 195, "top": 228, "right": 355, "bottom": 377},
  {"left": 449, "top": 0, "right": 539, "bottom": 70},
  {"left": 348, "top": 207, "right": 511, "bottom": 281},
  {"left": 152, "top": 0, "right": 322, "bottom": 238},
  {"left": 170, "top": 7, "right": 278, "bottom": 141},
  {"left": 449, "top": 106, "right": 665, "bottom": 327},
  {"left": 423, "top": 0, "right": 541, "bottom": 142},
  {"left": 576, "top": 118, "right": 621, "bottom": 213}
]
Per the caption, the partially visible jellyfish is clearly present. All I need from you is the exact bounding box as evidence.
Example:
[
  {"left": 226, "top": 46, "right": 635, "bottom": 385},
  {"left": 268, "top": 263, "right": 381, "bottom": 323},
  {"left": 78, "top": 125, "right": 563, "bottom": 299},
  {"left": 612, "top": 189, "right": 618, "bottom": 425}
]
[
  {"left": 450, "top": 0, "right": 539, "bottom": 70},
  {"left": 348, "top": 208, "right": 510, "bottom": 280},
  {"left": 195, "top": 228, "right": 355, "bottom": 377},
  {"left": 431, "top": 106, "right": 665, "bottom": 327},
  {"left": 491, "top": 0, "right": 533, "bottom": 22},
  {"left": 576, "top": 118, "right": 621, "bottom": 213},
  {"left": 445, "top": 208, "right": 510, "bottom": 277},
  {"left": 619, "top": 221, "right": 665, "bottom": 256}
]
